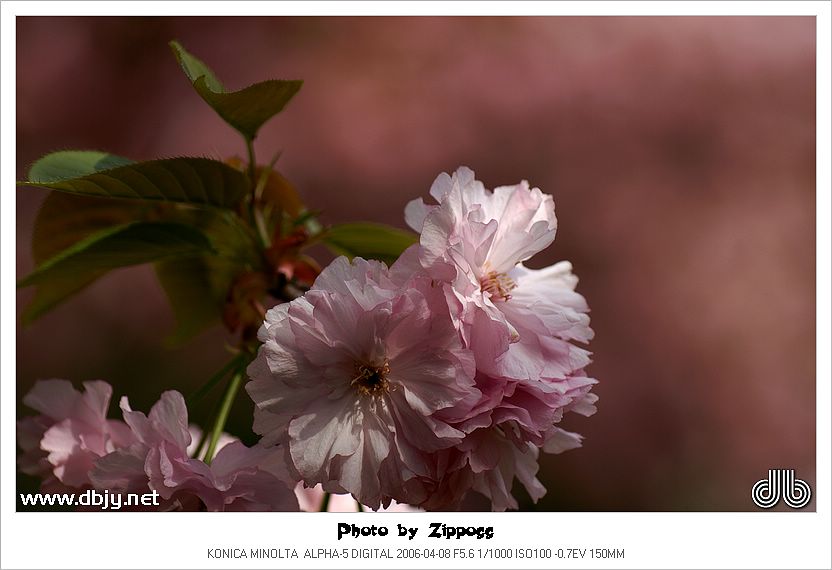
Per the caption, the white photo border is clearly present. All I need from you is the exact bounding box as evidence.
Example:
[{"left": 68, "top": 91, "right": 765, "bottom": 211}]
[{"left": 1, "top": 2, "right": 829, "bottom": 569}]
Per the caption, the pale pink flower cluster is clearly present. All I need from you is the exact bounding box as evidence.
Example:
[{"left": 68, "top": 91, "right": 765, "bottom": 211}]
[
  {"left": 248, "top": 167, "right": 597, "bottom": 511},
  {"left": 17, "top": 380, "right": 297, "bottom": 511}
]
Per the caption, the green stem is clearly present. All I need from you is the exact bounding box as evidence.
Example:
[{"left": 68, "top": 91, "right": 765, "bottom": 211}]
[
  {"left": 320, "top": 492, "right": 331, "bottom": 512},
  {"left": 203, "top": 366, "right": 245, "bottom": 465},
  {"left": 193, "top": 424, "right": 210, "bottom": 459},
  {"left": 186, "top": 352, "right": 246, "bottom": 405},
  {"left": 188, "top": 353, "right": 246, "bottom": 460},
  {"left": 245, "top": 137, "right": 257, "bottom": 189},
  {"left": 244, "top": 137, "right": 266, "bottom": 248},
  {"left": 252, "top": 167, "right": 273, "bottom": 248}
]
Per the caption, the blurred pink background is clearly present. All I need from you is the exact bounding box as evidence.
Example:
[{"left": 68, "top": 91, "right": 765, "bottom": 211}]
[{"left": 16, "top": 16, "right": 816, "bottom": 510}]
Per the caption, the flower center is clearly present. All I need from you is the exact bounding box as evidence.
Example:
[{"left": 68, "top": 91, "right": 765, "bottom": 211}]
[
  {"left": 480, "top": 270, "right": 516, "bottom": 302},
  {"left": 351, "top": 361, "right": 390, "bottom": 397}
]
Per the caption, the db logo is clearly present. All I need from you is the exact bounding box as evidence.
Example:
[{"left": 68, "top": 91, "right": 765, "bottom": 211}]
[{"left": 752, "top": 469, "right": 812, "bottom": 509}]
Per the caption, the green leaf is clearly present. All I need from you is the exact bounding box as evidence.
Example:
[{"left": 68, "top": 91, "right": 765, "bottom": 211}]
[
  {"left": 27, "top": 150, "right": 134, "bottom": 183},
  {"left": 154, "top": 210, "right": 260, "bottom": 344},
  {"left": 323, "top": 222, "right": 418, "bottom": 265},
  {"left": 19, "top": 222, "right": 215, "bottom": 288},
  {"left": 21, "top": 153, "right": 249, "bottom": 209},
  {"left": 194, "top": 79, "right": 302, "bottom": 141},
  {"left": 31, "top": 192, "right": 147, "bottom": 263},
  {"left": 21, "top": 193, "right": 149, "bottom": 324},
  {"left": 170, "top": 41, "right": 302, "bottom": 140},
  {"left": 165, "top": 207, "right": 260, "bottom": 263},
  {"left": 155, "top": 256, "right": 230, "bottom": 345},
  {"left": 20, "top": 189, "right": 258, "bottom": 326},
  {"left": 21, "top": 272, "right": 107, "bottom": 325},
  {"left": 168, "top": 40, "right": 224, "bottom": 93}
]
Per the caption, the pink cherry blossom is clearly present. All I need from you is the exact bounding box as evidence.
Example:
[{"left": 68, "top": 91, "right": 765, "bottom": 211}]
[
  {"left": 246, "top": 256, "right": 479, "bottom": 509},
  {"left": 90, "top": 390, "right": 298, "bottom": 511},
  {"left": 396, "top": 167, "right": 599, "bottom": 510},
  {"left": 17, "top": 380, "right": 135, "bottom": 490},
  {"left": 18, "top": 162, "right": 599, "bottom": 513},
  {"left": 402, "top": 166, "right": 593, "bottom": 381},
  {"left": 408, "top": 371, "right": 598, "bottom": 511},
  {"left": 409, "top": 427, "right": 544, "bottom": 512}
]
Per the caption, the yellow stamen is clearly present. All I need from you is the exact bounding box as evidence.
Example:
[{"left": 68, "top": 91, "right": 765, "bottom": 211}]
[
  {"left": 480, "top": 270, "right": 517, "bottom": 302},
  {"left": 350, "top": 361, "right": 390, "bottom": 397}
]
